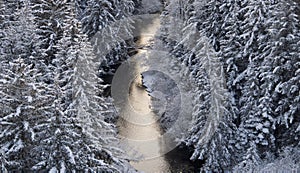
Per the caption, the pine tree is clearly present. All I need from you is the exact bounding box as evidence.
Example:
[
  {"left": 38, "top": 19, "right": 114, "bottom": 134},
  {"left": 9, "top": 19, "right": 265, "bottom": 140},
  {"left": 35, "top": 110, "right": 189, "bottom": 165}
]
[
  {"left": 0, "top": 0, "right": 38, "bottom": 62},
  {"left": 233, "top": 142, "right": 262, "bottom": 172},
  {"left": 160, "top": 0, "right": 238, "bottom": 170},
  {"left": 0, "top": 58, "right": 53, "bottom": 171},
  {"left": 258, "top": 0, "right": 300, "bottom": 148},
  {"left": 29, "top": 1, "right": 134, "bottom": 171},
  {"left": 0, "top": 151, "right": 8, "bottom": 172},
  {"left": 185, "top": 36, "right": 236, "bottom": 171},
  {"left": 0, "top": 1, "right": 55, "bottom": 170},
  {"left": 77, "top": 0, "right": 137, "bottom": 92},
  {"left": 161, "top": 0, "right": 299, "bottom": 170},
  {"left": 79, "top": 0, "right": 134, "bottom": 37},
  {"left": 31, "top": 0, "right": 68, "bottom": 65}
]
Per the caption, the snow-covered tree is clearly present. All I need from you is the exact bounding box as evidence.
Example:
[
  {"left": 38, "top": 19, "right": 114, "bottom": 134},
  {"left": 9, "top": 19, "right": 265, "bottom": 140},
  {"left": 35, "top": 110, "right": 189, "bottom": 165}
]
[
  {"left": 0, "top": 58, "right": 52, "bottom": 171},
  {"left": 0, "top": 0, "right": 38, "bottom": 63},
  {"left": 184, "top": 35, "right": 235, "bottom": 171},
  {"left": 0, "top": 151, "right": 8, "bottom": 172},
  {"left": 79, "top": 0, "right": 134, "bottom": 37},
  {"left": 160, "top": 0, "right": 299, "bottom": 171},
  {"left": 29, "top": 1, "right": 134, "bottom": 171},
  {"left": 159, "top": 1, "right": 237, "bottom": 170},
  {"left": 0, "top": 0, "right": 297, "bottom": 171},
  {"left": 0, "top": 1, "right": 47, "bottom": 169},
  {"left": 233, "top": 142, "right": 262, "bottom": 172},
  {"left": 31, "top": 0, "right": 73, "bottom": 65},
  {"left": 255, "top": 146, "right": 300, "bottom": 172},
  {"left": 263, "top": 0, "right": 300, "bottom": 148},
  {"left": 76, "top": 0, "right": 137, "bottom": 94}
]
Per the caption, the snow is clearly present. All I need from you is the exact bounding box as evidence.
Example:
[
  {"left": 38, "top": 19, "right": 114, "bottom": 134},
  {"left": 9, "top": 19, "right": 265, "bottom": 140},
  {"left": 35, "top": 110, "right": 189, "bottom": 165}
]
[
  {"left": 49, "top": 167, "right": 58, "bottom": 173},
  {"left": 60, "top": 161, "right": 66, "bottom": 173},
  {"left": 262, "top": 128, "right": 269, "bottom": 134},
  {"left": 0, "top": 0, "right": 298, "bottom": 172},
  {"left": 64, "top": 146, "right": 76, "bottom": 164},
  {"left": 256, "top": 123, "right": 263, "bottom": 130},
  {"left": 262, "top": 112, "right": 268, "bottom": 118},
  {"left": 8, "top": 139, "right": 23, "bottom": 153},
  {"left": 141, "top": 70, "right": 182, "bottom": 130},
  {"left": 258, "top": 134, "right": 264, "bottom": 139},
  {"left": 0, "top": 79, "right": 8, "bottom": 84},
  {"left": 249, "top": 147, "right": 300, "bottom": 173},
  {"left": 15, "top": 106, "right": 21, "bottom": 117},
  {"left": 142, "top": 73, "right": 156, "bottom": 93},
  {"left": 55, "top": 129, "right": 61, "bottom": 135},
  {"left": 23, "top": 121, "right": 29, "bottom": 130},
  {"left": 263, "top": 121, "right": 270, "bottom": 127},
  {"left": 27, "top": 96, "right": 33, "bottom": 103}
]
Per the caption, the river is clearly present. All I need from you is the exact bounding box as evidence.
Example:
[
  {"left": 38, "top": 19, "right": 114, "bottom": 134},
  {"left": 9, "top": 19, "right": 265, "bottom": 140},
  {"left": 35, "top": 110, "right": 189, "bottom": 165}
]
[{"left": 115, "top": 14, "right": 199, "bottom": 172}]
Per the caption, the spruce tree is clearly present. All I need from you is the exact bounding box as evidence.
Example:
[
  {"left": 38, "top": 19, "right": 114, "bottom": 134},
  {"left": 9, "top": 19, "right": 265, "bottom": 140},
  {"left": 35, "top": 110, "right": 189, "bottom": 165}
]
[
  {"left": 29, "top": 1, "right": 134, "bottom": 171},
  {"left": 0, "top": 58, "right": 52, "bottom": 171}
]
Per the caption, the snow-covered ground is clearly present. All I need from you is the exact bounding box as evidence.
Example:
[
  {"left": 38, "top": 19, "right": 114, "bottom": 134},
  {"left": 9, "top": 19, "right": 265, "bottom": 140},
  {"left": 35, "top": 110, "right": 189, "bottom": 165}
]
[{"left": 233, "top": 147, "right": 300, "bottom": 172}]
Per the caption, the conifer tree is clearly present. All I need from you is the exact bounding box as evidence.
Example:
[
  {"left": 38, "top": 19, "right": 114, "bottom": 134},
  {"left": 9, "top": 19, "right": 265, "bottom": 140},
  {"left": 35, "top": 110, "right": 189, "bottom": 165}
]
[
  {"left": 29, "top": 0, "right": 134, "bottom": 171},
  {"left": 0, "top": 58, "right": 52, "bottom": 171},
  {"left": 161, "top": 0, "right": 299, "bottom": 171}
]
